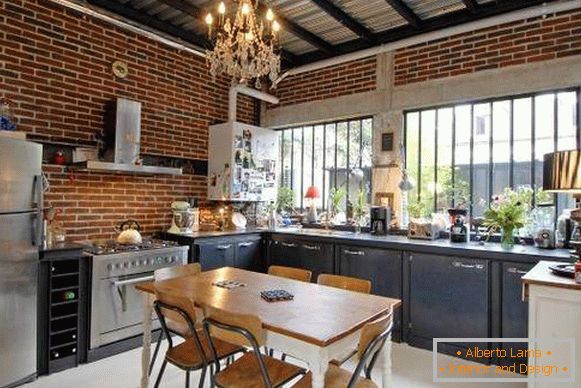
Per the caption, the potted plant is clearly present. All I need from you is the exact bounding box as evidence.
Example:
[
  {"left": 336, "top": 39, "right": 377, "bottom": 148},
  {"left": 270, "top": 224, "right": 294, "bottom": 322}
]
[
  {"left": 483, "top": 187, "right": 531, "bottom": 249},
  {"left": 328, "top": 187, "right": 346, "bottom": 225},
  {"left": 351, "top": 186, "right": 369, "bottom": 233}
]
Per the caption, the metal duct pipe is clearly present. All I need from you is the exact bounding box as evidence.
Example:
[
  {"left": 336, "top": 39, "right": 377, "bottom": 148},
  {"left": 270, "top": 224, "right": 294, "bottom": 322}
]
[
  {"left": 274, "top": 0, "right": 581, "bottom": 85},
  {"left": 228, "top": 84, "right": 279, "bottom": 122}
]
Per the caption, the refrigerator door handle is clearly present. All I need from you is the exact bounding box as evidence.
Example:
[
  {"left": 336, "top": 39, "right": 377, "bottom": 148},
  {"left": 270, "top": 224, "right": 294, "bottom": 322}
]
[{"left": 32, "top": 175, "right": 43, "bottom": 247}]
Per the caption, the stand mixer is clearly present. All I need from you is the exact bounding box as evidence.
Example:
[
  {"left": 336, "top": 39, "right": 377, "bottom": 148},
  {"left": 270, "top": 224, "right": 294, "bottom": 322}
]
[{"left": 168, "top": 201, "right": 198, "bottom": 234}]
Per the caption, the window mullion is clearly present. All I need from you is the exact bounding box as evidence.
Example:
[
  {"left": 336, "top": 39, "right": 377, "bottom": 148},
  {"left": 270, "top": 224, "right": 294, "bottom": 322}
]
[
  {"left": 417, "top": 113, "right": 422, "bottom": 203},
  {"left": 322, "top": 125, "right": 327, "bottom": 211},
  {"left": 434, "top": 109, "right": 438, "bottom": 213},
  {"left": 531, "top": 96, "right": 536, "bottom": 208},
  {"left": 554, "top": 94, "right": 559, "bottom": 226},
  {"left": 488, "top": 102, "right": 493, "bottom": 210},
  {"left": 509, "top": 100, "right": 514, "bottom": 189},
  {"left": 300, "top": 127, "right": 305, "bottom": 211},
  {"left": 469, "top": 104, "right": 474, "bottom": 219},
  {"left": 346, "top": 122, "right": 351, "bottom": 209},
  {"left": 451, "top": 108, "right": 456, "bottom": 209}
]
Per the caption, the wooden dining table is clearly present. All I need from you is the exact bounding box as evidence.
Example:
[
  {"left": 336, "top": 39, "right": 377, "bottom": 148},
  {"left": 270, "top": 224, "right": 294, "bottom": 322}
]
[{"left": 136, "top": 267, "right": 401, "bottom": 388}]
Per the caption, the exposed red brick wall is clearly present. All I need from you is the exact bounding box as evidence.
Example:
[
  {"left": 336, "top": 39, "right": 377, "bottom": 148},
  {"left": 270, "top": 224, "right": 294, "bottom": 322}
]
[
  {"left": 43, "top": 166, "right": 208, "bottom": 240},
  {"left": 1, "top": 0, "right": 257, "bottom": 240},
  {"left": 394, "top": 9, "right": 581, "bottom": 86},
  {"left": 274, "top": 57, "right": 376, "bottom": 107}
]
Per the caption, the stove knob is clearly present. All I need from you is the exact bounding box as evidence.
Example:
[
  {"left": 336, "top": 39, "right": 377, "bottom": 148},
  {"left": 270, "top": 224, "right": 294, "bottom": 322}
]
[
  {"left": 123, "top": 262, "right": 129, "bottom": 269},
  {"left": 107, "top": 264, "right": 113, "bottom": 271},
  {"left": 141, "top": 259, "right": 147, "bottom": 266},
  {"left": 148, "top": 258, "right": 155, "bottom": 265},
  {"left": 132, "top": 260, "right": 138, "bottom": 267}
]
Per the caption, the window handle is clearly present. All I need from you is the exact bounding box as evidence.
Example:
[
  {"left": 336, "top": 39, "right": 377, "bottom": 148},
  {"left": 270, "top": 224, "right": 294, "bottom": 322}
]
[{"left": 507, "top": 267, "right": 528, "bottom": 275}]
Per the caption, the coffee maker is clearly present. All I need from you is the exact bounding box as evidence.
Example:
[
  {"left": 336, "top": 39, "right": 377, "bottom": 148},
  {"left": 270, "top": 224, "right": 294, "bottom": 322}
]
[{"left": 370, "top": 206, "right": 390, "bottom": 235}]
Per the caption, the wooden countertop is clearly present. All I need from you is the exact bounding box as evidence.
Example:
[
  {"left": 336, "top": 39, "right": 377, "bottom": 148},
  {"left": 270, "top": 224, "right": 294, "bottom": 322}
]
[
  {"left": 136, "top": 267, "right": 401, "bottom": 347},
  {"left": 522, "top": 260, "right": 581, "bottom": 290}
]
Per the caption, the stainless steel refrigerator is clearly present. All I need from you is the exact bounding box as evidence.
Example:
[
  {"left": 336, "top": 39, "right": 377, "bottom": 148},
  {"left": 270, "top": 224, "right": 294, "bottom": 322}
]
[{"left": 0, "top": 137, "right": 42, "bottom": 387}]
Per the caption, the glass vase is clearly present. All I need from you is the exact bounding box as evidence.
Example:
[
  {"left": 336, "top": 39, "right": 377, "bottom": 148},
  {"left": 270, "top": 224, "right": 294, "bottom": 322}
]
[{"left": 501, "top": 226, "right": 515, "bottom": 249}]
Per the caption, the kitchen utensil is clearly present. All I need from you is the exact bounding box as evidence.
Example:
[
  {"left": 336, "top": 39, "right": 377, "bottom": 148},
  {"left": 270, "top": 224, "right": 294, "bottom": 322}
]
[
  {"left": 168, "top": 201, "right": 195, "bottom": 234},
  {"left": 548, "top": 263, "right": 575, "bottom": 278},
  {"left": 116, "top": 220, "right": 142, "bottom": 245},
  {"left": 232, "top": 212, "right": 247, "bottom": 229},
  {"left": 534, "top": 229, "right": 555, "bottom": 249}
]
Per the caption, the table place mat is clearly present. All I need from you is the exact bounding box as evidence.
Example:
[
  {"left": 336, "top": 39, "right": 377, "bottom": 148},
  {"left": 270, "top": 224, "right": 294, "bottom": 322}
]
[
  {"left": 212, "top": 279, "right": 247, "bottom": 289},
  {"left": 261, "top": 289, "right": 294, "bottom": 302}
]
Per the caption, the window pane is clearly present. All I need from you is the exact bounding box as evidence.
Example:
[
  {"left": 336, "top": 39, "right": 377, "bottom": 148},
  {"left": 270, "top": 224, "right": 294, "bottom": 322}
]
[
  {"left": 534, "top": 94, "right": 555, "bottom": 203},
  {"left": 557, "top": 92, "right": 578, "bottom": 213},
  {"left": 420, "top": 110, "right": 436, "bottom": 214},
  {"left": 405, "top": 112, "right": 420, "bottom": 213},
  {"left": 361, "top": 118, "right": 373, "bottom": 168},
  {"left": 325, "top": 123, "right": 336, "bottom": 210},
  {"left": 313, "top": 125, "right": 325, "bottom": 209},
  {"left": 454, "top": 105, "right": 471, "bottom": 208},
  {"left": 436, "top": 108, "right": 453, "bottom": 211},
  {"left": 292, "top": 128, "right": 302, "bottom": 208},
  {"left": 281, "top": 130, "right": 292, "bottom": 188},
  {"left": 472, "top": 103, "right": 491, "bottom": 217},
  {"left": 348, "top": 120, "right": 362, "bottom": 205},
  {"left": 303, "top": 126, "right": 313, "bottom": 207},
  {"left": 492, "top": 100, "right": 511, "bottom": 196},
  {"left": 513, "top": 98, "right": 532, "bottom": 190},
  {"left": 336, "top": 122, "right": 348, "bottom": 211}
]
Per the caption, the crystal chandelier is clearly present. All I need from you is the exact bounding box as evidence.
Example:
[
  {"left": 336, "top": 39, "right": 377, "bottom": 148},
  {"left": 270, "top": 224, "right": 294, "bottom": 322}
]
[{"left": 205, "top": 1, "right": 281, "bottom": 88}]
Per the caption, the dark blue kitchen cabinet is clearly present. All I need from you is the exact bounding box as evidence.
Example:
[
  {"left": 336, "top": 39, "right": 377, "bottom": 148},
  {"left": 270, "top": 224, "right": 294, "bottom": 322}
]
[
  {"left": 196, "top": 239, "right": 235, "bottom": 271},
  {"left": 268, "top": 236, "right": 334, "bottom": 281},
  {"left": 407, "top": 252, "right": 490, "bottom": 360},
  {"left": 235, "top": 236, "right": 263, "bottom": 271},
  {"left": 337, "top": 245, "right": 403, "bottom": 341},
  {"left": 497, "top": 261, "right": 534, "bottom": 368}
]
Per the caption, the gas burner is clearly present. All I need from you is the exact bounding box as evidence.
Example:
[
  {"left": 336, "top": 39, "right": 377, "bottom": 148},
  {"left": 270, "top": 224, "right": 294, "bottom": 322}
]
[{"left": 85, "top": 238, "right": 179, "bottom": 256}]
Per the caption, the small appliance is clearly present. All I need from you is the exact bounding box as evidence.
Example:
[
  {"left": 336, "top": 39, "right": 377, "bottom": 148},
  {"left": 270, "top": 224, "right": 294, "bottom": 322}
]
[
  {"left": 448, "top": 208, "right": 468, "bottom": 243},
  {"left": 534, "top": 228, "right": 555, "bottom": 249},
  {"left": 168, "top": 201, "right": 196, "bottom": 234},
  {"left": 370, "top": 206, "right": 390, "bottom": 235}
]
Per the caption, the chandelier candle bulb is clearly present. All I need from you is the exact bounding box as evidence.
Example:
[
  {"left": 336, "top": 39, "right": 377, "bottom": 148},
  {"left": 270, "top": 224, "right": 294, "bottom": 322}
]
[
  {"left": 266, "top": 8, "right": 274, "bottom": 21},
  {"left": 241, "top": 2, "right": 250, "bottom": 15},
  {"left": 272, "top": 20, "right": 280, "bottom": 33}
]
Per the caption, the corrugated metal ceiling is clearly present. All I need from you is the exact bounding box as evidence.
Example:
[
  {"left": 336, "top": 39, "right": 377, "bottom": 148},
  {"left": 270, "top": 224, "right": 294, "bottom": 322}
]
[{"left": 107, "top": 0, "right": 543, "bottom": 56}]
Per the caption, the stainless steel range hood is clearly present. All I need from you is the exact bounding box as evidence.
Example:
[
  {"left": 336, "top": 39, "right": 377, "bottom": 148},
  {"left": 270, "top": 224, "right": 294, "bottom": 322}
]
[{"left": 71, "top": 98, "right": 182, "bottom": 175}]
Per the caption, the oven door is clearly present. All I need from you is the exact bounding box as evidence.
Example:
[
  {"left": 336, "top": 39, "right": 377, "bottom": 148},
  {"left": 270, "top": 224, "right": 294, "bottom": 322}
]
[{"left": 91, "top": 272, "right": 158, "bottom": 349}]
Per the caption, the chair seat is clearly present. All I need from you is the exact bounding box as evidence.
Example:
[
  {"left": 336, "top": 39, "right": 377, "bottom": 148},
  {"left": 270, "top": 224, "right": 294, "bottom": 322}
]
[
  {"left": 166, "top": 331, "right": 243, "bottom": 370},
  {"left": 215, "top": 352, "right": 305, "bottom": 388},
  {"left": 293, "top": 364, "right": 378, "bottom": 388}
]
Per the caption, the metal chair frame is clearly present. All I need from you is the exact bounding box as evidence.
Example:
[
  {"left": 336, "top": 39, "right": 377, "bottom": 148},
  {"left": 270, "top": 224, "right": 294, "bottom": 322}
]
[{"left": 203, "top": 318, "right": 305, "bottom": 388}]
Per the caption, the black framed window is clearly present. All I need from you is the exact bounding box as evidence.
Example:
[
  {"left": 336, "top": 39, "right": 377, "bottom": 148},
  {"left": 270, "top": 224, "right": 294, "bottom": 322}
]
[
  {"left": 404, "top": 88, "right": 580, "bottom": 229},
  {"left": 278, "top": 117, "right": 373, "bottom": 212}
]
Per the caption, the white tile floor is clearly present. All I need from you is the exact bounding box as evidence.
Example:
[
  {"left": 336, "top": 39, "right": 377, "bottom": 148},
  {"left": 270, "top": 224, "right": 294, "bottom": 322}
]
[{"left": 24, "top": 342, "right": 525, "bottom": 388}]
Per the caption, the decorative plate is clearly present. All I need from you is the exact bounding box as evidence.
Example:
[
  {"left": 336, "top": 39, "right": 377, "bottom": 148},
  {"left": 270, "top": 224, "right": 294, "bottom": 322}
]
[
  {"left": 112, "top": 60, "right": 129, "bottom": 79},
  {"left": 232, "top": 212, "right": 247, "bottom": 229}
]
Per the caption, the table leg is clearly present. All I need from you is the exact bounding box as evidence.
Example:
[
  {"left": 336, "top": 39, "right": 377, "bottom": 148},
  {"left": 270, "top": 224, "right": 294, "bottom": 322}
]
[
  {"left": 381, "top": 334, "right": 393, "bottom": 388},
  {"left": 310, "top": 360, "right": 326, "bottom": 388},
  {"left": 141, "top": 293, "right": 154, "bottom": 388}
]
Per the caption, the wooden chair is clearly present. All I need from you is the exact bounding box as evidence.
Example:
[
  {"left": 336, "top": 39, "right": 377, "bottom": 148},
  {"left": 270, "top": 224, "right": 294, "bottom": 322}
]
[
  {"left": 268, "top": 265, "right": 312, "bottom": 282},
  {"left": 153, "top": 289, "right": 244, "bottom": 388},
  {"left": 293, "top": 312, "right": 393, "bottom": 388},
  {"left": 317, "top": 274, "right": 372, "bottom": 294},
  {"left": 202, "top": 305, "right": 307, "bottom": 388},
  {"left": 150, "top": 263, "right": 202, "bottom": 375}
]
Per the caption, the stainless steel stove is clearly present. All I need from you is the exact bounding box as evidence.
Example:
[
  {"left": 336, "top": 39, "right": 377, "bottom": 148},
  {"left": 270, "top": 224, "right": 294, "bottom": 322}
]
[{"left": 86, "top": 239, "right": 189, "bottom": 349}]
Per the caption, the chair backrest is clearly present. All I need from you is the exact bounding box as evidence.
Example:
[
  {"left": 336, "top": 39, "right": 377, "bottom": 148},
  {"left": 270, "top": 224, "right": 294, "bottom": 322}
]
[
  {"left": 317, "top": 274, "right": 371, "bottom": 294},
  {"left": 154, "top": 262, "right": 201, "bottom": 282},
  {"left": 268, "top": 265, "right": 312, "bottom": 282},
  {"left": 347, "top": 312, "right": 393, "bottom": 388},
  {"left": 203, "top": 305, "right": 265, "bottom": 348},
  {"left": 202, "top": 305, "right": 273, "bottom": 387},
  {"left": 153, "top": 288, "right": 201, "bottom": 352}
]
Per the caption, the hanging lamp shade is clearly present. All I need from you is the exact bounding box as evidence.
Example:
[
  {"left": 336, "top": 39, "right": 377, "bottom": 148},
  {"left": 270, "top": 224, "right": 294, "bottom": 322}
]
[
  {"left": 305, "top": 186, "right": 320, "bottom": 199},
  {"left": 543, "top": 150, "right": 581, "bottom": 193}
]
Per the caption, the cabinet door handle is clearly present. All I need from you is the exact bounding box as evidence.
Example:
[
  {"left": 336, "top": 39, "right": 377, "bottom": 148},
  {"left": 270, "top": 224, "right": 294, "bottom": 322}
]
[
  {"left": 344, "top": 249, "right": 365, "bottom": 256},
  {"left": 303, "top": 244, "right": 321, "bottom": 251},
  {"left": 238, "top": 242, "right": 253, "bottom": 248},
  {"left": 452, "top": 261, "right": 484, "bottom": 270},
  {"left": 216, "top": 244, "right": 232, "bottom": 250},
  {"left": 281, "top": 242, "right": 297, "bottom": 248},
  {"left": 507, "top": 267, "right": 529, "bottom": 275}
]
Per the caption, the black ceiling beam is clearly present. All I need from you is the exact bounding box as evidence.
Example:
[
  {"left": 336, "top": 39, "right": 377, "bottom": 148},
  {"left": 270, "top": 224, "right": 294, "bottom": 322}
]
[
  {"left": 310, "top": 0, "right": 374, "bottom": 42},
  {"left": 384, "top": 0, "right": 422, "bottom": 28},
  {"left": 462, "top": 0, "right": 480, "bottom": 14},
  {"left": 296, "top": 0, "right": 557, "bottom": 65},
  {"left": 87, "top": 0, "right": 209, "bottom": 48},
  {"left": 157, "top": 0, "right": 201, "bottom": 19},
  {"left": 256, "top": 3, "right": 335, "bottom": 54}
]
